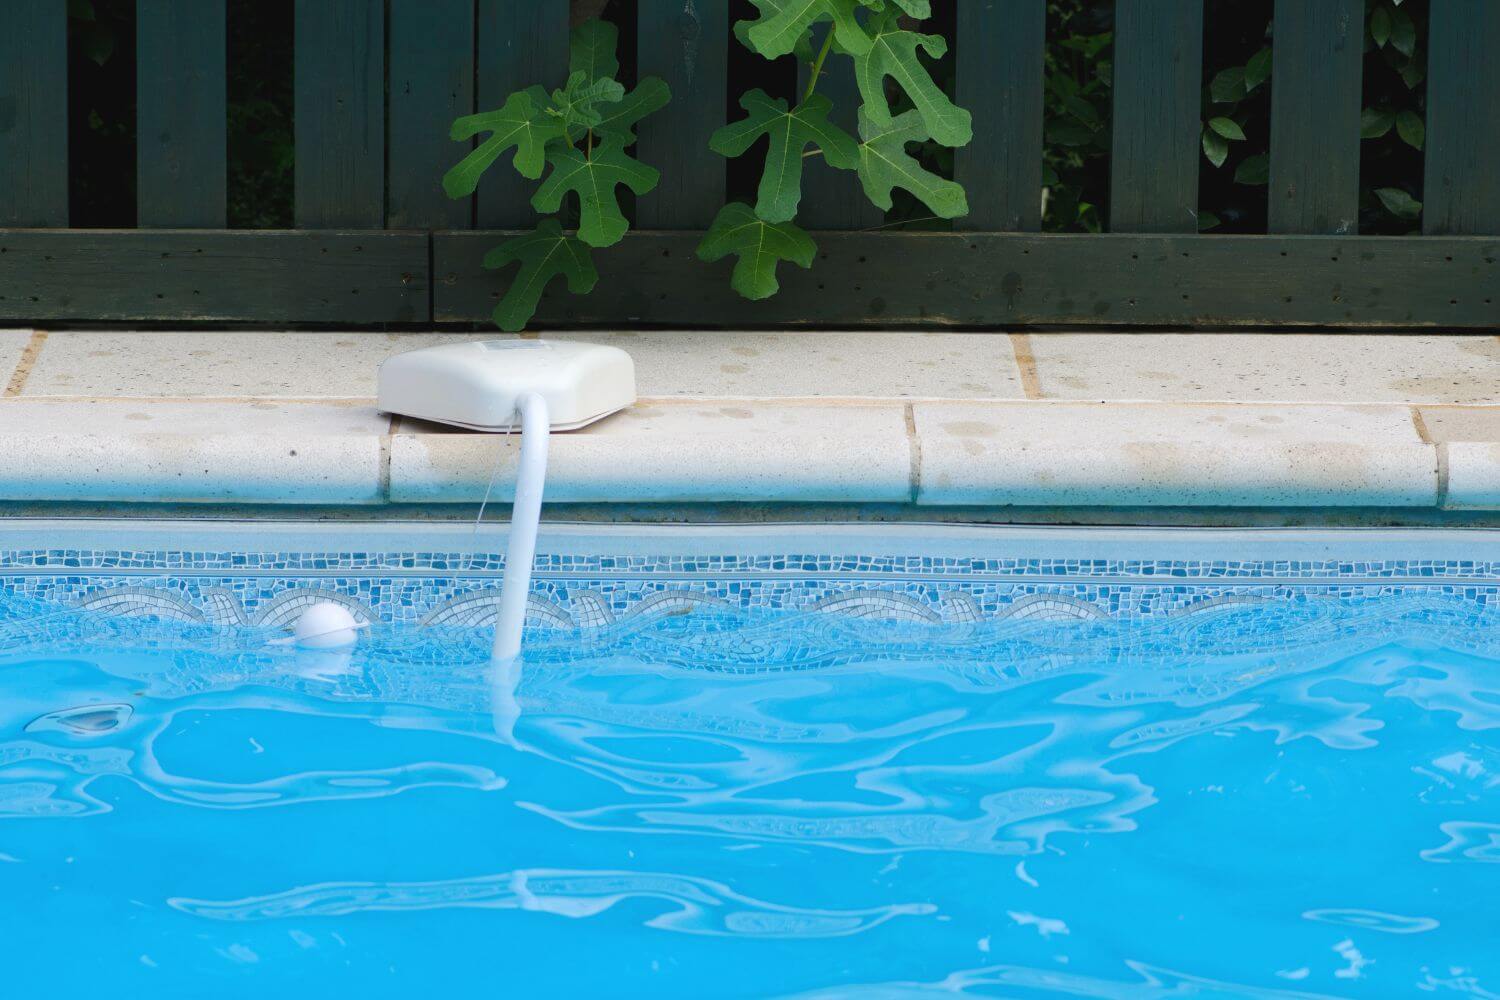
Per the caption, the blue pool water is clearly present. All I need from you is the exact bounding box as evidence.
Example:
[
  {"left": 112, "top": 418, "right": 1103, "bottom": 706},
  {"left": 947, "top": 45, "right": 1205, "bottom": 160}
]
[{"left": 1, "top": 588, "right": 1498, "bottom": 998}]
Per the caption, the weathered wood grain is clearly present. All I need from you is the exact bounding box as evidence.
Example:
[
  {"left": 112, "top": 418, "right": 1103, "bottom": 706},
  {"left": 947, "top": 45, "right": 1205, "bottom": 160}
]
[
  {"left": 0, "top": 231, "right": 428, "bottom": 323},
  {"left": 137, "top": 0, "right": 228, "bottom": 228},
  {"left": 1109, "top": 0, "right": 1205, "bottom": 233},
  {"left": 294, "top": 0, "right": 385, "bottom": 228},
  {"left": 475, "top": 0, "right": 570, "bottom": 228},
  {"left": 0, "top": 0, "right": 68, "bottom": 227},
  {"left": 797, "top": 32, "right": 883, "bottom": 230},
  {"left": 1424, "top": 0, "right": 1500, "bottom": 235},
  {"left": 1268, "top": 0, "right": 1363, "bottom": 234},
  {"left": 389, "top": 0, "right": 475, "bottom": 230},
  {"left": 636, "top": 0, "right": 729, "bottom": 228},
  {"left": 435, "top": 230, "right": 1500, "bottom": 327},
  {"left": 956, "top": 0, "right": 1045, "bottom": 231}
]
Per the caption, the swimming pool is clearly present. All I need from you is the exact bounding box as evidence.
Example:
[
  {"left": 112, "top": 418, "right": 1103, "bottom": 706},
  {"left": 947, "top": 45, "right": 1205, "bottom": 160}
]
[{"left": 2, "top": 522, "right": 1497, "bottom": 997}]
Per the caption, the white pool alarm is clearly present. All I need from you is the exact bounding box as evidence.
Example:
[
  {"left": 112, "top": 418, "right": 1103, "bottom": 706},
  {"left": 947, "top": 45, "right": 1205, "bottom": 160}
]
[{"left": 376, "top": 339, "right": 636, "bottom": 431}]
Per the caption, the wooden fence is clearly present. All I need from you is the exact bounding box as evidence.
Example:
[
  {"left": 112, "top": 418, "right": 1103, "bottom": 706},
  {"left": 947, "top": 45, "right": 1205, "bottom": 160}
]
[{"left": 0, "top": 0, "right": 1496, "bottom": 328}]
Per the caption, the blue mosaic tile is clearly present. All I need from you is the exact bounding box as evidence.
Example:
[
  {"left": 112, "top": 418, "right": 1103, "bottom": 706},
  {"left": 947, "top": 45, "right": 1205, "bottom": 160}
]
[{"left": 1, "top": 543, "right": 1498, "bottom": 629}]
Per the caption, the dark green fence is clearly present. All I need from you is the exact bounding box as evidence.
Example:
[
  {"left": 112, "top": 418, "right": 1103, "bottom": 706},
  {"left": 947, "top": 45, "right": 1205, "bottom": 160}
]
[{"left": 1, "top": 0, "right": 1496, "bottom": 328}]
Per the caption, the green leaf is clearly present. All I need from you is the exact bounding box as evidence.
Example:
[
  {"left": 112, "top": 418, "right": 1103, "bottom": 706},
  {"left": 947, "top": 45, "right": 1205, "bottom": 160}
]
[
  {"left": 1208, "top": 116, "right": 1245, "bottom": 140},
  {"left": 1062, "top": 93, "right": 1100, "bottom": 126},
  {"left": 855, "top": 108, "right": 968, "bottom": 218},
  {"left": 1201, "top": 129, "right": 1228, "bottom": 168},
  {"left": 445, "top": 91, "right": 566, "bottom": 197},
  {"left": 696, "top": 203, "right": 816, "bottom": 300},
  {"left": 709, "top": 89, "right": 858, "bottom": 223},
  {"left": 1058, "top": 31, "right": 1110, "bottom": 59},
  {"left": 1245, "top": 47, "right": 1272, "bottom": 90},
  {"left": 1046, "top": 121, "right": 1097, "bottom": 147},
  {"left": 1396, "top": 109, "right": 1424, "bottom": 150},
  {"left": 592, "top": 76, "right": 672, "bottom": 145},
  {"left": 83, "top": 22, "right": 114, "bottom": 65},
  {"left": 1047, "top": 71, "right": 1080, "bottom": 99},
  {"left": 1360, "top": 106, "right": 1394, "bottom": 139},
  {"left": 1399, "top": 61, "right": 1425, "bottom": 89},
  {"left": 1390, "top": 6, "right": 1416, "bottom": 56},
  {"left": 861, "top": 0, "right": 932, "bottom": 16},
  {"left": 1210, "top": 67, "right": 1245, "bottom": 103},
  {"left": 1197, "top": 210, "right": 1220, "bottom": 232},
  {"left": 1370, "top": 4, "right": 1391, "bottom": 47},
  {"left": 1374, "top": 187, "right": 1421, "bottom": 219},
  {"left": 1077, "top": 202, "right": 1102, "bottom": 234},
  {"left": 481, "top": 220, "right": 598, "bottom": 332},
  {"left": 852, "top": 9, "right": 972, "bottom": 146},
  {"left": 549, "top": 70, "right": 626, "bottom": 135},
  {"left": 738, "top": 0, "right": 871, "bottom": 59},
  {"left": 1234, "top": 152, "right": 1269, "bottom": 185},
  {"left": 733, "top": 17, "right": 818, "bottom": 62},
  {"left": 569, "top": 18, "right": 620, "bottom": 84},
  {"left": 531, "top": 140, "right": 661, "bottom": 247}
]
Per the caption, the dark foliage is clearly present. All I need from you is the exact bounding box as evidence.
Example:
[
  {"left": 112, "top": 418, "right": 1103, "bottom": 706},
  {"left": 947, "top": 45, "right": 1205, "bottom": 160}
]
[{"left": 63, "top": 0, "right": 1430, "bottom": 234}]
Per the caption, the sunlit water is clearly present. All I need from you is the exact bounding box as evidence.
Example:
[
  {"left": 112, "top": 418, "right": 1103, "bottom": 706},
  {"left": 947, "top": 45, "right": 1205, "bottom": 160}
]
[{"left": 1, "top": 593, "right": 1497, "bottom": 998}]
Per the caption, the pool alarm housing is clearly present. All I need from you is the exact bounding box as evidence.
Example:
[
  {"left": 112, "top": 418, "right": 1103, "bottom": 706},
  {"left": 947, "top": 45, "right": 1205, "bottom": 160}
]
[
  {"left": 376, "top": 339, "right": 636, "bottom": 431},
  {"left": 376, "top": 338, "right": 637, "bottom": 665}
]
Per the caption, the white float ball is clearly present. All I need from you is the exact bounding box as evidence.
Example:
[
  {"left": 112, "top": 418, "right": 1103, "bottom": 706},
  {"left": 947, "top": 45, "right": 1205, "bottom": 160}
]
[{"left": 290, "top": 602, "right": 365, "bottom": 649}]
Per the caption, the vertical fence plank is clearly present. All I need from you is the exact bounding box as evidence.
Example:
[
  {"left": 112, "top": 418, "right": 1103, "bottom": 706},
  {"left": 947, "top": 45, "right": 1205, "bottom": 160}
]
[
  {"left": 1109, "top": 0, "right": 1204, "bottom": 233},
  {"left": 1424, "top": 0, "right": 1500, "bottom": 235},
  {"left": 0, "top": 0, "right": 68, "bottom": 227},
  {"left": 137, "top": 0, "right": 227, "bottom": 228},
  {"left": 475, "top": 0, "right": 568, "bottom": 228},
  {"left": 956, "top": 0, "right": 1044, "bottom": 231},
  {"left": 798, "top": 37, "right": 882, "bottom": 229},
  {"left": 636, "top": 0, "right": 728, "bottom": 229},
  {"left": 294, "top": 0, "right": 384, "bottom": 228},
  {"left": 389, "top": 0, "right": 475, "bottom": 230},
  {"left": 1267, "top": 0, "right": 1362, "bottom": 234}
]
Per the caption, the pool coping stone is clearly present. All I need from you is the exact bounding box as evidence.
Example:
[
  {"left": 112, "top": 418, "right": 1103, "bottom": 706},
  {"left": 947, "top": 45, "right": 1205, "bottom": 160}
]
[{"left": 0, "top": 330, "right": 1496, "bottom": 514}]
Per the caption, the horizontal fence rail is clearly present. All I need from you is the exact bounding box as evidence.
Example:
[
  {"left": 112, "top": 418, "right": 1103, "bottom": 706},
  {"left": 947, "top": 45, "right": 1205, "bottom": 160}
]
[{"left": 0, "top": 0, "right": 1497, "bottom": 328}]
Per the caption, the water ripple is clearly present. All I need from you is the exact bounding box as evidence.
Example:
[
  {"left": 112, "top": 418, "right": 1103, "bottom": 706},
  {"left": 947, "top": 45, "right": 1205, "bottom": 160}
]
[
  {"left": 1, "top": 590, "right": 1497, "bottom": 995},
  {"left": 1303, "top": 908, "right": 1439, "bottom": 934},
  {"left": 169, "top": 867, "right": 935, "bottom": 938}
]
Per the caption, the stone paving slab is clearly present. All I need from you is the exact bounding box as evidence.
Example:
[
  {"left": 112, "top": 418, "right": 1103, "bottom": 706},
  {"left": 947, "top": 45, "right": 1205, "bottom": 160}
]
[
  {"left": 914, "top": 402, "right": 1438, "bottom": 508},
  {"left": 0, "top": 330, "right": 35, "bottom": 391},
  {"left": 1416, "top": 406, "right": 1500, "bottom": 442},
  {"left": 0, "top": 399, "right": 388, "bottom": 435},
  {"left": 1022, "top": 332, "right": 1500, "bottom": 404},
  {"left": 15, "top": 329, "right": 1500, "bottom": 405},
  {"left": 16, "top": 330, "right": 1028, "bottom": 401},
  {"left": 547, "top": 331, "right": 1027, "bottom": 399},
  {"left": 0, "top": 434, "right": 383, "bottom": 505},
  {"left": 15, "top": 330, "right": 444, "bottom": 399},
  {"left": 390, "top": 402, "right": 914, "bottom": 504},
  {"left": 1417, "top": 407, "right": 1500, "bottom": 509},
  {"left": 1446, "top": 443, "right": 1500, "bottom": 509},
  {"left": 0, "top": 329, "right": 1497, "bottom": 512}
]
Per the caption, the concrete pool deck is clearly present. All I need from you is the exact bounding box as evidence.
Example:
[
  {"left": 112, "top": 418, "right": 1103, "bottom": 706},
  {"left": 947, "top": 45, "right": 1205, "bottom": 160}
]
[{"left": 0, "top": 328, "right": 1496, "bottom": 516}]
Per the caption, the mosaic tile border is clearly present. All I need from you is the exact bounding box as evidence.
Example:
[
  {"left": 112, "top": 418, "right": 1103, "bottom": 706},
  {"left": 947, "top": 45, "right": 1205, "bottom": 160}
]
[
  {"left": 4, "top": 547, "right": 1500, "bottom": 583},
  {"left": 2, "top": 543, "right": 1498, "bottom": 628}
]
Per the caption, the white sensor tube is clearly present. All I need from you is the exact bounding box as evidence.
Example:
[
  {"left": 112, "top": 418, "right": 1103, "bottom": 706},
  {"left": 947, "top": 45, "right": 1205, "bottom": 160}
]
[{"left": 492, "top": 392, "right": 549, "bottom": 664}]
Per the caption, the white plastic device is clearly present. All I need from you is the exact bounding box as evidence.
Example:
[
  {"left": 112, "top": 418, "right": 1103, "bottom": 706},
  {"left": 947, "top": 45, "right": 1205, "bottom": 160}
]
[
  {"left": 375, "top": 338, "right": 637, "bottom": 665},
  {"left": 376, "top": 339, "right": 636, "bottom": 431}
]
